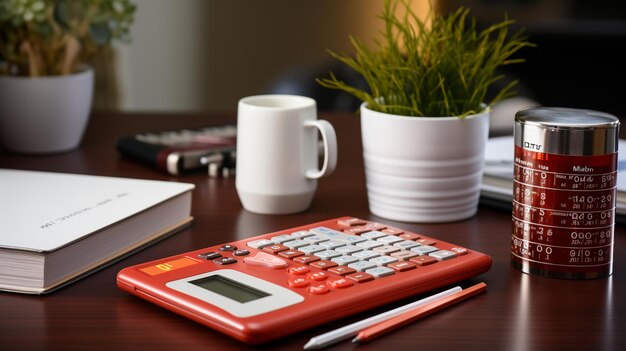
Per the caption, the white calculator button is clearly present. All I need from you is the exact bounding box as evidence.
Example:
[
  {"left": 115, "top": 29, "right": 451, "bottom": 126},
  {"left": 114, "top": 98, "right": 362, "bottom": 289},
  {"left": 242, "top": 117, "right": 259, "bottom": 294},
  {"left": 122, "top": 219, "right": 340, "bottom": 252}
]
[
  {"left": 299, "top": 245, "right": 326, "bottom": 254},
  {"left": 291, "top": 230, "right": 314, "bottom": 238},
  {"left": 247, "top": 239, "right": 273, "bottom": 249},
  {"left": 271, "top": 234, "right": 295, "bottom": 244},
  {"left": 342, "top": 236, "right": 367, "bottom": 244},
  {"left": 393, "top": 240, "right": 420, "bottom": 250},
  {"left": 303, "top": 235, "right": 330, "bottom": 244},
  {"left": 411, "top": 245, "right": 439, "bottom": 256},
  {"left": 377, "top": 236, "right": 404, "bottom": 245},
  {"left": 368, "top": 256, "right": 398, "bottom": 267},
  {"left": 309, "top": 227, "right": 345, "bottom": 238},
  {"left": 318, "top": 240, "right": 346, "bottom": 250},
  {"left": 351, "top": 250, "right": 380, "bottom": 260},
  {"left": 332, "top": 256, "right": 360, "bottom": 266},
  {"left": 360, "top": 231, "right": 388, "bottom": 240},
  {"left": 309, "top": 227, "right": 367, "bottom": 244},
  {"left": 335, "top": 245, "right": 362, "bottom": 255},
  {"left": 284, "top": 239, "right": 310, "bottom": 249},
  {"left": 348, "top": 261, "right": 378, "bottom": 272},
  {"left": 373, "top": 245, "right": 401, "bottom": 255},
  {"left": 429, "top": 250, "right": 457, "bottom": 261},
  {"left": 315, "top": 250, "right": 342, "bottom": 260},
  {"left": 365, "top": 266, "right": 395, "bottom": 278},
  {"left": 356, "top": 240, "right": 384, "bottom": 250},
  {"left": 391, "top": 251, "right": 419, "bottom": 261},
  {"left": 308, "top": 283, "right": 330, "bottom": 295}
]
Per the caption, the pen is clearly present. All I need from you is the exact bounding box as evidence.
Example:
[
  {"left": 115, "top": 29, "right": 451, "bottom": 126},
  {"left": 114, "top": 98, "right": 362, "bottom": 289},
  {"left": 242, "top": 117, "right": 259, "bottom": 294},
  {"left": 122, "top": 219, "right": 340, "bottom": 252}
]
[
  {"left": 352, "top": 282, "right": 487, "bottom": 344},
  {"left": 302, "top": 285, "right": 462, "bottom": 350}
]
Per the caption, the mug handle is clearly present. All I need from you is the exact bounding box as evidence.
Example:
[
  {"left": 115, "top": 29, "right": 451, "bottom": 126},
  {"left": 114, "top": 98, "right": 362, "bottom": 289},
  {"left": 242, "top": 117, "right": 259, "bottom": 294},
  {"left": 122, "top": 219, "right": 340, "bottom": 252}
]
[{"left": 304, "top": 119, "right": 338, "bottom": 179}]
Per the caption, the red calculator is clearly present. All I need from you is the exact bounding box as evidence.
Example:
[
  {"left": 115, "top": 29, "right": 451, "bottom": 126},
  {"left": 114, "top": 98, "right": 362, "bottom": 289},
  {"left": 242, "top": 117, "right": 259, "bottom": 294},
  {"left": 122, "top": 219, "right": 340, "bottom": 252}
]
[{"left": 117, "top": 217, "right": 491, "bottom": 344}]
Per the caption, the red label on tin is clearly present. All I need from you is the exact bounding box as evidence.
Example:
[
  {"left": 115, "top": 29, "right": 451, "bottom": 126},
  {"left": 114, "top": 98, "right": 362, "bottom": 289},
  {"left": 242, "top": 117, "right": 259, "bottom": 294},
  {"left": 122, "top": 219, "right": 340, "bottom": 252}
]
[{"left": 511, "top": 146, "right": 615, "bottom": 276}]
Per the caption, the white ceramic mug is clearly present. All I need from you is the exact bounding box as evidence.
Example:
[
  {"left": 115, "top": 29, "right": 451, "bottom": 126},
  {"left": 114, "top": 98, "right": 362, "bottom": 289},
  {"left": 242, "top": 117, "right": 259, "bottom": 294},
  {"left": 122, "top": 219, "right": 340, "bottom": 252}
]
[{"left": 236, "top": 95, "right": 338, "bottom": 214}]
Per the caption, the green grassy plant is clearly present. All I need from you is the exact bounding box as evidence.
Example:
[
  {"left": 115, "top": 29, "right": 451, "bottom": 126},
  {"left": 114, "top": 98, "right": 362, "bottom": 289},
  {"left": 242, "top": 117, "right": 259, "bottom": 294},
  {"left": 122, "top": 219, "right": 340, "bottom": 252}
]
[{"left": 317, "top": 0, "right": 533, "bottom": 117}]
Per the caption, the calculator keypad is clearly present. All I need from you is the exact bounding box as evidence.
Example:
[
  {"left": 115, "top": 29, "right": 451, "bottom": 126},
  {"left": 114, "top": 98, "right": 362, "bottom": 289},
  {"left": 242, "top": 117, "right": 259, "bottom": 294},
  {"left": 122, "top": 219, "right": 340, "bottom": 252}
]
[{"left": 238, "top": 218, "right": 470, "bottom": 296}]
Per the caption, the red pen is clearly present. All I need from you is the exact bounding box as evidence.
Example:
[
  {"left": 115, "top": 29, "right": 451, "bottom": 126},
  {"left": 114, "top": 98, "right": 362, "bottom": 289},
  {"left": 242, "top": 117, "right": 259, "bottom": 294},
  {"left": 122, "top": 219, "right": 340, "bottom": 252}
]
[{"left": 353, "top": 282, "right": 487, "bottom": 344}]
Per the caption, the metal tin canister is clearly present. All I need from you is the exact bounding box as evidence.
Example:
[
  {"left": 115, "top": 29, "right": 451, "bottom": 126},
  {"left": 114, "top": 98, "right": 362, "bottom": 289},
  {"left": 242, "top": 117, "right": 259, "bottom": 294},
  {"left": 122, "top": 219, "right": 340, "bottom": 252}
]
[{"left": 511, "top": 107, "right": 620, "bottom": 279}]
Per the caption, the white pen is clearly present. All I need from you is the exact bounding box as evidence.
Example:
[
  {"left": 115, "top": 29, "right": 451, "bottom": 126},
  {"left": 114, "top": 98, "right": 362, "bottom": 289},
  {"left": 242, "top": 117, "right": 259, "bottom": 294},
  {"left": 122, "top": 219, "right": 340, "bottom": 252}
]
[{"left": 302, "top": 286, "right": 462, "bottom": 350}]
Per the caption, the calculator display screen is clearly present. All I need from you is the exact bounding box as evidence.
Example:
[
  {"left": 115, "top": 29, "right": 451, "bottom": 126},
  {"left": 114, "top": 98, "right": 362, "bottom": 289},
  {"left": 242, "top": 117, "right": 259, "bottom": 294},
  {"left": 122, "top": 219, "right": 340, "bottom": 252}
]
[{"left": 190, "top": 275, "right": 271, "bottom": 303}]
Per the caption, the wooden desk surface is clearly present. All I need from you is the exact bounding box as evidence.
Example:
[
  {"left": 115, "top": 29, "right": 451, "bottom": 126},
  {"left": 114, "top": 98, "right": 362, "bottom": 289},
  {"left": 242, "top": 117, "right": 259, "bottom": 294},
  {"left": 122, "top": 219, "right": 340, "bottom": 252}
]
[{"left": 1, "top": 112, "right": 624, "bottom": 351}]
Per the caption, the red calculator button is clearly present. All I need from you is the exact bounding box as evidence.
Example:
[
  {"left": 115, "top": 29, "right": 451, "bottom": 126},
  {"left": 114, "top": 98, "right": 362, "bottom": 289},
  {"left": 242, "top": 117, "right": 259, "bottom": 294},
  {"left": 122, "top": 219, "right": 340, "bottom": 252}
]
[
  {"left": 417, "top": 238, "right": 436, "bottom": 246},
  {"left": 308, "top": 284, "right": 330, "bottom": 295},
  {"left": 288, "top": 277, "right": 309, "bottom": 288},
  {"left": 337, "top": 218, "right": 367, "bottom": 227},
  {"left": 388, "top": 261, "right": 417, "bottom": 272},
  {"left": 346, "top": 272, "right": 374, "bottom": 283},
  {"left": 310, "top": 260, "right": 338, "bottom": 270},
  {"left": 343, "top": 226, "right": 370, "bottom": 235},
  {"left": 451, "top": 247, "right": 469, "bottom": 256},
  {"left": 328, "top": 278, "right": 353, "bottom": 289},
  {"left": 309, "top": 272, "right": 330, "bottom": 281},
  {"left": 293, "top": 255, "right": 321, "bottom": 265},
  {"left": 382, "top": 228, "right": 404, "bottom": 235},
  {"left": 263, "top": 244, "right": 289, "bottom": 254},
  {"left": 364, "top": 223, "right": 387, "bottom": 231},
  {"left": 243, "top": 252, "right": 288, "bottom": 269},
  {"left": 409, "top": 256, "right": 438, "bottom": 266},
  {"left": 288, "top": 266, "right": 310, "bottom": 275},
  {"left": 278, "top": 250, "right": 305, "bottom": 259},
  {"left": 328, "top": 266, "right": 357, "bottom": 276},
  {"left": 398, "top": 233, "right": 421, "bottom": 241}
]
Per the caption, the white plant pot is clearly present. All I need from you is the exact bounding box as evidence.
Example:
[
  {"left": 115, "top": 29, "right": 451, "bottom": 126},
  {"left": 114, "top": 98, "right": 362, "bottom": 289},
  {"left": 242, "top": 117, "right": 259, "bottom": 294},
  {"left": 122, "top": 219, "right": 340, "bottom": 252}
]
[
  {"left": 0, "top": 67, "right": 94, "bottom": 154},
  {"left": 361, "top": 104, "right": 490, "bottom": 222}
]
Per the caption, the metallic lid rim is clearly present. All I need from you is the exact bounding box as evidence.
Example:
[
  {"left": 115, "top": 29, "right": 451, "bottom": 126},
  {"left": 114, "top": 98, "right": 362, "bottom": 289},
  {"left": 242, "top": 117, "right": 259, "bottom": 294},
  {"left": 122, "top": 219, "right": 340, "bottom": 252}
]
[
  {"left": 515, "top": 120, "right": 619, "bottom": 131},
  {"left": 515, "top": 107, "right": 620, "bottom": 130}
]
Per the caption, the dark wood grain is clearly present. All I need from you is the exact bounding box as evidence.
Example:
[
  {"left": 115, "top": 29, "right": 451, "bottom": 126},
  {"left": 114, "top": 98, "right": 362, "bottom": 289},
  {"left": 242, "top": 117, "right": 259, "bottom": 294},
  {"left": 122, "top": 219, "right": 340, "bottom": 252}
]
[{"left": 1, "top": 112, "right": 624, "bottom": 351}]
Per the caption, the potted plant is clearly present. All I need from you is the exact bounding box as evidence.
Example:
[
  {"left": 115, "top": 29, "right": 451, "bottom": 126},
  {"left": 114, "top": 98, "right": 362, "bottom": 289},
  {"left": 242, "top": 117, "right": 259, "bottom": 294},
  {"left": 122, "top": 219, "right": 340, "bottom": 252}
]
[
  {"left": 0, "top": 0, "right": 136, "bottom": 153},
  {"left": 318, "top": 0, "right": 532, "bottom": 222}
]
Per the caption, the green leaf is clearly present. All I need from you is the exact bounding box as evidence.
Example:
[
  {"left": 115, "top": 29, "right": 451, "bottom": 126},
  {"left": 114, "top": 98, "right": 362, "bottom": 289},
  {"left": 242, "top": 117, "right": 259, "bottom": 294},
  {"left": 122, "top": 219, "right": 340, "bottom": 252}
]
[
  {"left": 89, "top": 21, "right": 111, "bottom": 45},
  {"left": 53, "top": 0, "right": 71, "bottom": 29},
  {"left": 317, "top": 0, "right": 533, "bottom": 117}
]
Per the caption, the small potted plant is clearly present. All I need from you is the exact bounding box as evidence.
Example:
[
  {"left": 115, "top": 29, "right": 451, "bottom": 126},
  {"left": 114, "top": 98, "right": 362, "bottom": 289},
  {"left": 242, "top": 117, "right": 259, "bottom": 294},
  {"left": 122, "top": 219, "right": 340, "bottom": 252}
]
[
  {"left": 0, "top": 0, "right": 136, "bottom": 153},
  {"left": 318, "top": 0, "right": 532, "bottom": 222}
]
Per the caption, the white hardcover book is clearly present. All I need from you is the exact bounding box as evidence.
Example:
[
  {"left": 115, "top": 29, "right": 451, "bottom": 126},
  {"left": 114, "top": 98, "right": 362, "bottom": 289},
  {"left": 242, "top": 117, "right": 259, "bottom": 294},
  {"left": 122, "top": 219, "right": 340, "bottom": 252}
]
[{"left": 0, "top": 169, "right": 195, "bottom": 294}]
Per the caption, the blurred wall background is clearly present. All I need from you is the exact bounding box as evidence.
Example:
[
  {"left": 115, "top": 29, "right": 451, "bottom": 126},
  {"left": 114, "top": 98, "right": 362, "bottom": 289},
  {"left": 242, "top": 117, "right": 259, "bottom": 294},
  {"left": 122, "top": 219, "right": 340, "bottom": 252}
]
[
  {"left": 111, "top": 0, "right": 430, "bottom": 113},
  {"left": 99, "top": 0, "right": 626, "bottom": 115}
]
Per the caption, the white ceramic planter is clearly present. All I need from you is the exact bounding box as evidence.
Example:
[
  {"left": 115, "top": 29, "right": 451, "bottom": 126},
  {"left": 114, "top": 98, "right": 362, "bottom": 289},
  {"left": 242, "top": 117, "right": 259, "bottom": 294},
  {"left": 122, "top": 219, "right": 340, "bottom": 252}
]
[
  {"left": 361, "top": 104, "right": 490, "bottom": 222},
  {"left": 0, "top": 67, "right": 94, "bottom": 153}
]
